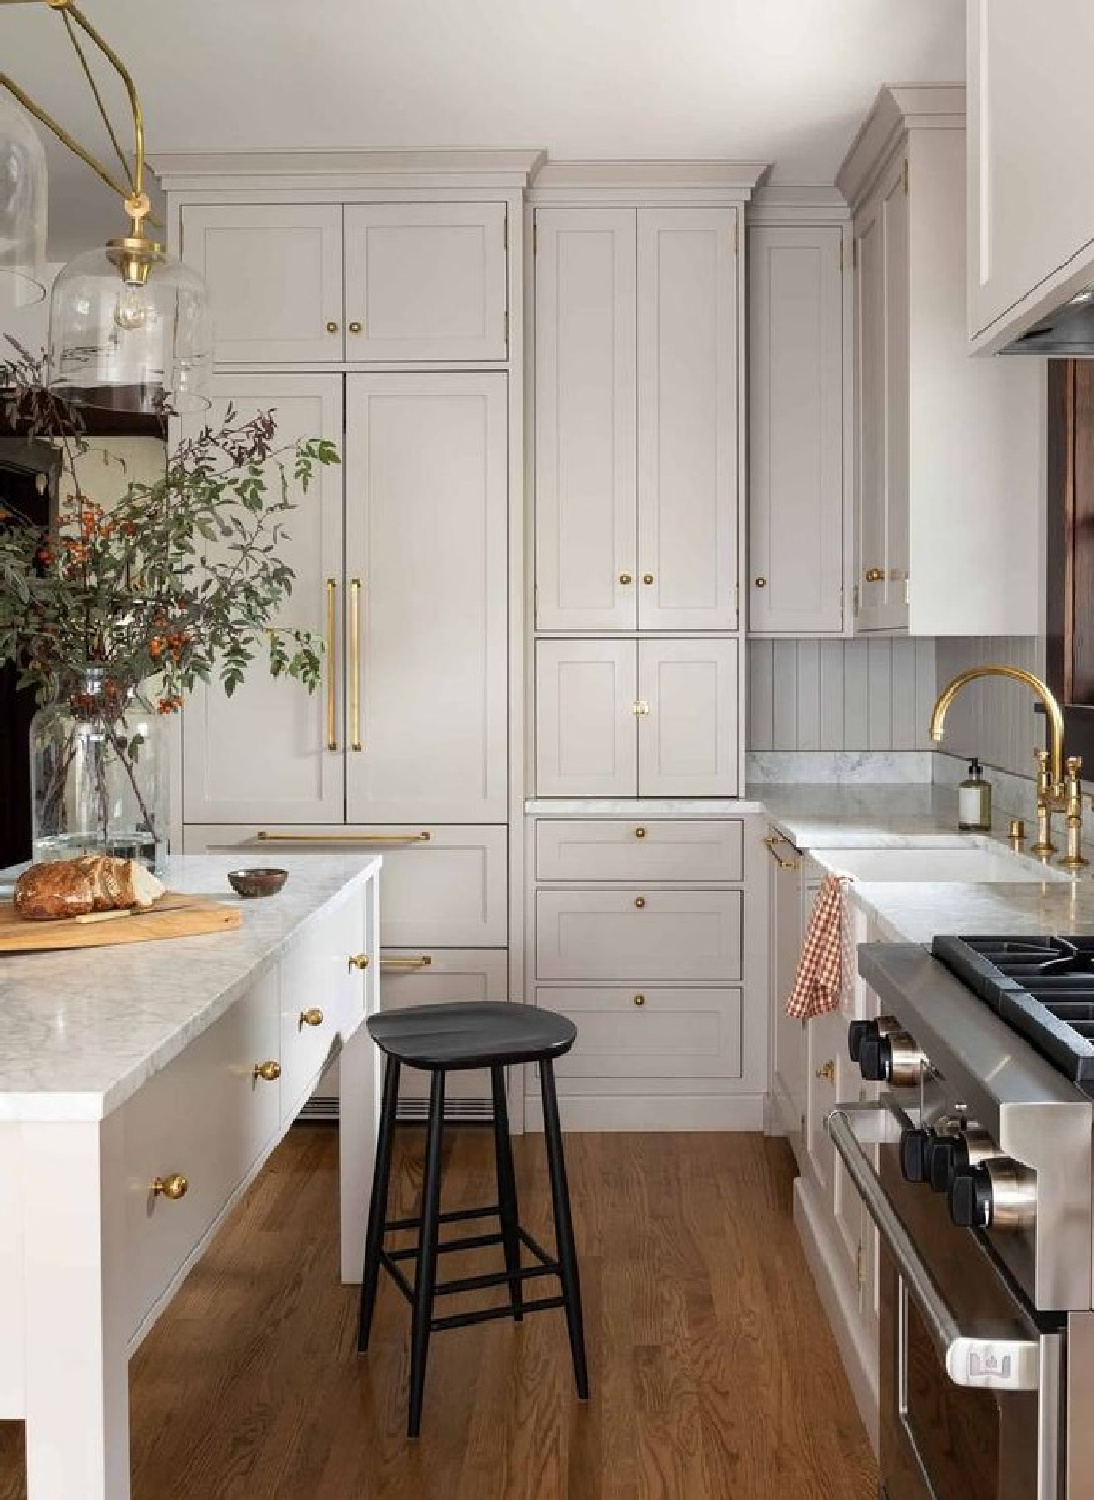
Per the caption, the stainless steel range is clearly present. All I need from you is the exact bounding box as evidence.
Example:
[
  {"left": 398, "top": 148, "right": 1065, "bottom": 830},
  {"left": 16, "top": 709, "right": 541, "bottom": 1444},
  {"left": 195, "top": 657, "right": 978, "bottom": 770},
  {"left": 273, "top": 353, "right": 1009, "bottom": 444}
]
[{"left": 828, "top": 937, "right": 1094, "bottom": 1500}]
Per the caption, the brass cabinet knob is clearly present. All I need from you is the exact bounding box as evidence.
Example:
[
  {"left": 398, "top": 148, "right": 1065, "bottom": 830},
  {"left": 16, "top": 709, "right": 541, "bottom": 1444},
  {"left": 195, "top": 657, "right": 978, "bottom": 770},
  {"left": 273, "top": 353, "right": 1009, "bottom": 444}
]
[
  {"left": 152, "top": 1173, "right": 188, "bottom": 1201},
  {"left": 325, "top": 320, "right": 339, "bottom": 334},
  {"left": 633, "top": 994, "right": 646, "bottom": 1007},
  {"left": 634, "top": 826, "right": 647, "bottom": 839},
  {"left": 642, "top": 573, "right": 654, "bottom": 585},
  {"left": 632, "top": 699, "right": 651, "bottom": 717},
  {"left": 755, "top": 577, "right": 767, "bottom": 588},
  {"left": 299, "top": 1007, "right": 324, "bottom": 1029},
  {"left": 815, "top": 1059, "right": 836, "bottom": 1084},
  {"left": 619, "top": 572, "right": 633, "bottom": 585},
  {"left": 348, "top": 953, "right": 370, "bottom": 971},
  {"left": 253, "top": 1060, "right": 282, "bottom": 1083},
  {"left": 348, "top": 320, "right": 363, "bottom": 334},
  {"left": 634, "top": 896, "right": 646, "bottom": 909},
  {"left": 865, "top": 567, "right": 885, "bottom": 583}
]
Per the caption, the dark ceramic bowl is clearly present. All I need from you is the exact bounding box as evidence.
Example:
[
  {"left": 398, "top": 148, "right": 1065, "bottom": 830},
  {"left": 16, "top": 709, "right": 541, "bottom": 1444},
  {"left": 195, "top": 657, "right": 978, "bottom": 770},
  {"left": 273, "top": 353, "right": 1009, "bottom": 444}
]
[{"left": 227, "top": 867, "right": 289, "bottom": 899}]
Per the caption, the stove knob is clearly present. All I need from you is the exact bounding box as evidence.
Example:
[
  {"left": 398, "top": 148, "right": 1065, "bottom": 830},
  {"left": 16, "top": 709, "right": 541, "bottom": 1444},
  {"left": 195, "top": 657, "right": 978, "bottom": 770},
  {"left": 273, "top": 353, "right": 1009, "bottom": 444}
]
[
  {"left": 899, "top": 1128, "right": 932, "bottom": 1183},
  {"left": 927, "top": 1135, "right": 964, "bottom": 1193},
  {"left": 857, "top": 1030, "right": 891, "bottom": 1082},
  {"left": 950, "top": 1165, "right": 993, "bottom": 1230},
  {"left": 848, "top": 1020, "right": 873, "bottom": 1063}
]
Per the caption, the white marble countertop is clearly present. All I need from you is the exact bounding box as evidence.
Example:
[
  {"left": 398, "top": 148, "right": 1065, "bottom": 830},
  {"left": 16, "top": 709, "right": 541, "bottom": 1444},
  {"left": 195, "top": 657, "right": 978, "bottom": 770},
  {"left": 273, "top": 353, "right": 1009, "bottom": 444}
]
[
  {"left": 525, "top": 798, "right": 767, "bottom": 818},
  {"left": 0, "top": 854, "right": 381, "bottom": 1124}
]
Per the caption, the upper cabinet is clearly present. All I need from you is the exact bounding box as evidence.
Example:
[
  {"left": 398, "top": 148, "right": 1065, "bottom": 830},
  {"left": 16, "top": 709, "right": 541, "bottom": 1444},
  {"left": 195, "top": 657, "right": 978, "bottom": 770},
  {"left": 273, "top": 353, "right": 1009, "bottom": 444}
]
[
  {"left": 837, "top": 86, "right": 1041, "bottom": 637},
  {"left": 343, "top": 203, "right": 508, "bottom": 361},
  {"left": 181, "top": 200, "right": 508, "bottom": 365},
  {"left": 534, "top": 204, "right": 740, "bottom": 632},
  {"left": 748, "top": 219, "right": 847, "bottom": 635},
  {"left": 968, "top": 0, "right": 1094, "bottom": 351}
]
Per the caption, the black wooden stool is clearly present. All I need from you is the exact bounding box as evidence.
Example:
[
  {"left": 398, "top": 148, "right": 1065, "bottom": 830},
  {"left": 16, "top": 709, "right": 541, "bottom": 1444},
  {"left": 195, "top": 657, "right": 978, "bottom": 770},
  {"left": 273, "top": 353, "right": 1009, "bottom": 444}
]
[{"left": 356, "top": 1000, "right": 589, "bottom": 1437}]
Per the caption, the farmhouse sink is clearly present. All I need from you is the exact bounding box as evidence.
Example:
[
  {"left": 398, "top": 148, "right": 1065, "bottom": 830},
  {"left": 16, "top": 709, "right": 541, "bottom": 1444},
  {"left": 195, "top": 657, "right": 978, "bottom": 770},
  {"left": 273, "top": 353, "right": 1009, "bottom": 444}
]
[{"left": 821, "top": 843, "right": 1073, "bottom": 885}]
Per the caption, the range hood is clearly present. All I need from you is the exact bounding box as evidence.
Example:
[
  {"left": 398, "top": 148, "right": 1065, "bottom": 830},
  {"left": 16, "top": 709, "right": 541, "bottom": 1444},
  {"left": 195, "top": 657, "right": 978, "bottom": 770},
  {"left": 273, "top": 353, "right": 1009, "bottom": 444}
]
[{"left": 1002, "top": 287, "right": 1094, "bottom": 356}]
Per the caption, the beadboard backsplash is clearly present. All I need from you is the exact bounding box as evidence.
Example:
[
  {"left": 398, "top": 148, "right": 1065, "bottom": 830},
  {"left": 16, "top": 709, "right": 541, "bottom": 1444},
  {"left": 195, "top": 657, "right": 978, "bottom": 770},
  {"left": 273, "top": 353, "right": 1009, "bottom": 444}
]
[
  {"left": 933, "top": 636, "right": 1047, "bottom": 779},
  {"left": 747, "top": 639, "right": 937, "bottom": 752}
]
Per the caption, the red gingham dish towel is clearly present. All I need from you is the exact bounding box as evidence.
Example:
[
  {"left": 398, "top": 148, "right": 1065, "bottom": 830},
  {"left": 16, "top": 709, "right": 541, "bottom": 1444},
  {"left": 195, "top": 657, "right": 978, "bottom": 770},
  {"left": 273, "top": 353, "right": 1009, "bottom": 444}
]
[{"left": 785, "top": 873, "right": 847, "bottom": 1020}]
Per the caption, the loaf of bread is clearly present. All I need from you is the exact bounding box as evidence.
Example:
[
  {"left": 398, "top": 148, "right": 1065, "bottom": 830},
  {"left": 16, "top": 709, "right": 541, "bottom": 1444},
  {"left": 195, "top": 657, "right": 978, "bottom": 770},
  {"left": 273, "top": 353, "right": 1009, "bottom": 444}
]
[{"left": 13, "top": 856, "right": 165, "bottom": 921}]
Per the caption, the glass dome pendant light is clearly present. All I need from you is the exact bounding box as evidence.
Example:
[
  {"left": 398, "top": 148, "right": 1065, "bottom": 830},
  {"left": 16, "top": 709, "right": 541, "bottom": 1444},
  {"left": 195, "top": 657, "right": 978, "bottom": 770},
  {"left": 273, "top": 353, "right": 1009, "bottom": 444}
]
[
  {"left": 1, "top": 0, "right": 212, "bottom": 414},
  {"left": 0, "top": 89, "right": 48, "bottom": 314}
]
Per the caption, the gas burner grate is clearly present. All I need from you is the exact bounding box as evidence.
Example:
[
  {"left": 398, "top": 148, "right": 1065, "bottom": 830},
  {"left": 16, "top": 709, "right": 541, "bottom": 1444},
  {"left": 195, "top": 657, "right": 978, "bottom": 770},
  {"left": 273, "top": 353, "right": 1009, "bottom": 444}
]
[{"left": 932, "top": 935, "right": 1094, "bottom": 1085}]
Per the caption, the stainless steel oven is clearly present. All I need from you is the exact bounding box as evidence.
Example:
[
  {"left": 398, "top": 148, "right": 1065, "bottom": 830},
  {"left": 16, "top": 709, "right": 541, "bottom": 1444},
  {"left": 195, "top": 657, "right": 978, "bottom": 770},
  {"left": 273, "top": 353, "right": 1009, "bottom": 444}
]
[{"left": 830, "top": 1103, "right": 1065, "bottom": 1500}]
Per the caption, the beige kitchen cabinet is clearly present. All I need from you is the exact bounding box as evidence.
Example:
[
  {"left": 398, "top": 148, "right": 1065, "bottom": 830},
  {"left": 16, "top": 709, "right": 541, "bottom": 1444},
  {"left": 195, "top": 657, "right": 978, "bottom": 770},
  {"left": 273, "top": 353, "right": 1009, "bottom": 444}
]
[
  {"left": 533, "top": 209, "right": 637, "bottom": 631},
  {"left": 748, "top": 223, "right": 846, "bottom": 635},
  {"left": 535, "top": 886, "right": 743, "bottom": 984},
  {"left": 535, "top": 638, "right": 738, "bottom": 798},
  {"left": 968, "top": 0, "right": 1094, "bottom": 350},
  {"left": 767, "top": 826, "right": 806, "bottom": 1151},
  {"left": 533, "top": 205, "right": 738, "bottom": 632},
  {"left": 344, "top": 372, "right": 508, "bottom": 824},
  {"left": 536, "top": 985, "right": 743, "bottom": 1082},
  {"left": 343, "top": 202, "right": 508, "bottom": 362},
  {"left": 838, "top": 85, "right": 1041, "bottom": 637},
  {"left": 182, "top": 374, "right": 346, "bottom": 826},
  {"left": 534, "top": 818, "right": 743, "bottom": 884},
  {"left": 180, "top": 204, "right": 345, "bottom": 364}
]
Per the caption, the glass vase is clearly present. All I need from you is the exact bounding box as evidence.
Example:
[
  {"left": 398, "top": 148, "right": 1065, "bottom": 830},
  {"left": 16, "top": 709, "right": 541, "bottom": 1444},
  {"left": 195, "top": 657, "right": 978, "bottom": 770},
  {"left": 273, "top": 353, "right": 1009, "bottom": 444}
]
[{"left": 29, "top": 669, "right": 168, "bottom": 873}]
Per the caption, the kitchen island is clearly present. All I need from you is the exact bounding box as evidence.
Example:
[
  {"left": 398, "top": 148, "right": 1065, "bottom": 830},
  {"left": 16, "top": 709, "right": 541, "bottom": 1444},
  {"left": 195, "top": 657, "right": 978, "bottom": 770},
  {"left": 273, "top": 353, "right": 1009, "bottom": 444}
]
[{"left": 0, "top": 854, "right": 381, "bottom": 1500}]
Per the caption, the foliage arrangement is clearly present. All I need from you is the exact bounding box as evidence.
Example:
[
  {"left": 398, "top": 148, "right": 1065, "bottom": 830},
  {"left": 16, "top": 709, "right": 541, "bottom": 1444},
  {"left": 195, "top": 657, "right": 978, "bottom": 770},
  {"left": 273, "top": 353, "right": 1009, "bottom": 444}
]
[{"left": 0, "top": 339, "right": 340, "bottom": 711}]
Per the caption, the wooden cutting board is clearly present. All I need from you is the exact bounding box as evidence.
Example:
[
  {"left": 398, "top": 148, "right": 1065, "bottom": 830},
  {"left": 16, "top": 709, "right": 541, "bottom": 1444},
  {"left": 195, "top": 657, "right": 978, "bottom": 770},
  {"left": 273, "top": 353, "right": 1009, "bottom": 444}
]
[{"left": 0, "top": 892, "right": 242, "bottom": 953}]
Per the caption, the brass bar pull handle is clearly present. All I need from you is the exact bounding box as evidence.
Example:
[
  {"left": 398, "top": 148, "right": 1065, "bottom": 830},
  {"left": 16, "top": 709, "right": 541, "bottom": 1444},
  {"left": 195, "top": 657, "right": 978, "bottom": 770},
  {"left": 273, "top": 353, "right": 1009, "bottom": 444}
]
[
  {"left": 763, "top": 834, "right": 800, "bottom": 871},
  {"left": 349, "top": 577, "right": 362, "bottom": 752},
  {"left": 325, "top": 577, "right": 338, "bottom": 751},
  {"left": 381, "top": 954, "right": 433, "bottom": 972},
  {"left": 255, "top": 830, "right": 431, "bottom": 845}
]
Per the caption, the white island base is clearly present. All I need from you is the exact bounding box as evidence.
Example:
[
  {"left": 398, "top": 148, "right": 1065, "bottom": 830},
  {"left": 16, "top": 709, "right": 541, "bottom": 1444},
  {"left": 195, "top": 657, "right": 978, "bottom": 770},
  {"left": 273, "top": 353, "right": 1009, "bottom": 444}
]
[{"left": 0, "top": 855, "right": 382, "bottom": 1500}]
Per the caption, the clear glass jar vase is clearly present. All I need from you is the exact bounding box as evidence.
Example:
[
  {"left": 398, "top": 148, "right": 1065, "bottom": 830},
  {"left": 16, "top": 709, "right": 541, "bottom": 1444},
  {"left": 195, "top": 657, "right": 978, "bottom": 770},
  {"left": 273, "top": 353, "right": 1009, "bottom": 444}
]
[{"left": 29, "top": 668, "right": 168, "bottom": 873}]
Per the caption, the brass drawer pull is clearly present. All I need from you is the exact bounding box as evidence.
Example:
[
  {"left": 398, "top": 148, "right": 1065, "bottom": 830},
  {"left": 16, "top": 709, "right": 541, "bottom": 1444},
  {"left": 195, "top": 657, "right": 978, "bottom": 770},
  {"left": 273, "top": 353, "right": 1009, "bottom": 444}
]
[
  {"left": 381, "top": 954, "right": 433, "bottom": 972},
  {"left": 152, "top": 1173, "right": 188, "bottom": 1201},
  {"left": 349, "top": 577, "right": 363, "bottom": 752},
  {"left": 632, "top": 699, "right": 650, "bottom": 717},
  {"left": 299, "top": 1008, "right": 324, "bottom": 1028},
  {"left": 815, "top": 1059, "right": 836, "bottom": 1084},
  {"left": 755, "top": 576, "right": 767, "bottom": 588},
  {"left": 619, "top": 571, "right": 633, "bottom": 585},
  {"left": 256, "top": 830, "right": 431, "bottom": 845},
  {"left": 326, "top": 320, "right": 339, "bottom": 334},
  {"left": 325, "top": 577, "right": 338, "bottom": 751},
  {"left": 634, "top": 826, "right": 647, "bottom": 839},
  {"left": 864, "top": 567, "right": 885, "bottom": 583},
  {"left": 634, "top": 896, "right": 646, "bottom": 909},
  {"left": 348, "top": 320, "right": 363, "bottom": 334},
  {"left": 253, "top": 1060, "right": 282, "bottom": 1083},
  {"left": 642, "top": 573, "right": 654, "bottom": 585},
  {"left": 348, "top": 953, "right": 370, "bottom": 972},
  {"left": 763, "top": 834, "right": 800, "bottom": 871},
  {"left": 633, "top": 993, "right": 646, "bottom": 1007}
]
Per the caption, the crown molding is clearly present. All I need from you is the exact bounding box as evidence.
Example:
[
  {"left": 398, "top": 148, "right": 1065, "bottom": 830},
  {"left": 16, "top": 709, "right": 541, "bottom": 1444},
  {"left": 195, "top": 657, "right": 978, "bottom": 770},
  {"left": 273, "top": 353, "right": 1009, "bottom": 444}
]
[
  {"left": 836, "top": 84, "right": 965, "bottom": 211},
  {"left": 152, "top": 148, "right": 548, "bottom": 194}
]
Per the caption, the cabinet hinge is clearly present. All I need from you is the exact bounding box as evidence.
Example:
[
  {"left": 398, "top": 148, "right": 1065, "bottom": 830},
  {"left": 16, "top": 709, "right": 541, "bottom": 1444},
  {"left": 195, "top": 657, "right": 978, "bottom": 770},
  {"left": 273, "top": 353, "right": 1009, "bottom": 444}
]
[
  {"left": 532, "top": 220, "right": 538, "bottom": 254},
  {"left": 902, "top": 158, "right": 909, "bottom": 196},
  {"left": 852, "top": 238, "right": 858, "bottom": 269},
  {"left": 838, "top": 238, "right": 843, "bottom": 272},
  {"left": 852, "top": 582, "right": 860, "bottom": 617},
  {"left": 503, "top": 215, "right": 508, "bottom": 252},
  {"left": 733, "top": 217, "right": 739, "bottom": 254}
]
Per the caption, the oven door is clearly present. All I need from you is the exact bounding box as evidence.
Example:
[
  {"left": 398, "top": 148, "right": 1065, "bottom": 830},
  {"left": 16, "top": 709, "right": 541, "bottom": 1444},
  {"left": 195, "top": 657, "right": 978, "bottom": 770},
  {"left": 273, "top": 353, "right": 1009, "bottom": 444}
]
[{"left": 828, "top": 1105, "right": 1064, "bottom": 1500}]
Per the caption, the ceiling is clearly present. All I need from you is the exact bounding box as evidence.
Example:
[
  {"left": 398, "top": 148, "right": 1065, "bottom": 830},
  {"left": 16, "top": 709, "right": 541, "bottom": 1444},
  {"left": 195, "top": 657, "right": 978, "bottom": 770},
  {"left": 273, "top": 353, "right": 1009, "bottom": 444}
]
[{"left": 3, "top": 0, "right": 965, "bottom": 258}]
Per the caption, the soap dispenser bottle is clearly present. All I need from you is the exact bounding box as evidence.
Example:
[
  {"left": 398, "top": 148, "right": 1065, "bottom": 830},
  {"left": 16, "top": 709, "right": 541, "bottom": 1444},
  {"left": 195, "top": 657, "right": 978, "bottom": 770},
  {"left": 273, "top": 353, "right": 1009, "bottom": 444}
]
[{"left": 958, "top": 759, "right": 992, "bottom": 832}]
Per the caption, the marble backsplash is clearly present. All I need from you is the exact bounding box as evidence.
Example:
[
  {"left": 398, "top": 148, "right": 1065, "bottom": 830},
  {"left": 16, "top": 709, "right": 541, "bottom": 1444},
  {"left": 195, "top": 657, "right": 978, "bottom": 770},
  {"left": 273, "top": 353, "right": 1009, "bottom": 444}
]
[{"left": 745, "top": 750, "right": 935, "bottom": 784}]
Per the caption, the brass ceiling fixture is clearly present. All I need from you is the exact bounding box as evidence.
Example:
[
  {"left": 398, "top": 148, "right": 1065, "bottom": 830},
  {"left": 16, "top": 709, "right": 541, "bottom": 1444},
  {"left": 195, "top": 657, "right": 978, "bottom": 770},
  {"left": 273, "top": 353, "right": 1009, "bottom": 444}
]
[{"left": 0, "top": 0, "right": 212, "bottom": 413}]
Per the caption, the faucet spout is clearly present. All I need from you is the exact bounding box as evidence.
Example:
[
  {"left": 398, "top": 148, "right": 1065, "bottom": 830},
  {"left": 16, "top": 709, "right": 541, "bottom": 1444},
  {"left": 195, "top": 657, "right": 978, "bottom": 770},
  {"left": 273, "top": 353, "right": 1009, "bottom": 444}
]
[{"left": 928, "top": 666, "right": 1066, "bottom": 789}]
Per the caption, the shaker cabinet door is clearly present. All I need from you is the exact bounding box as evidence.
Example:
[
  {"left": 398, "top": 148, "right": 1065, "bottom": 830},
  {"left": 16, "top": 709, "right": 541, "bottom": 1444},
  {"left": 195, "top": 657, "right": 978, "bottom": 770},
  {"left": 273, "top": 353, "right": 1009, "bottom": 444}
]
[
  {"left": 637, "top": 639, "right": 739, "bottom": 797},
  {"left": 344, "top": 203, "right": 508, "bottom": 362},
  {"left": 636, "top": 208, "right": 739, "bottom": 631},
  {"left": 535, "top": 639, "right": 637, "bottom": 798},
  {"left": 182, "top": 375, "right": 346, "bottom": 825},
  {"left": 534, "top": 209, "right": 637, "bottom": 631},
  {"left": 181, "top": 204, "right": 344, "bottom": 364},
  {"left": 344, "top": 373, "right": 508, "bottom": 824},
  {"left": 748, "top": 225, "right": 845, "bottom": 634}
]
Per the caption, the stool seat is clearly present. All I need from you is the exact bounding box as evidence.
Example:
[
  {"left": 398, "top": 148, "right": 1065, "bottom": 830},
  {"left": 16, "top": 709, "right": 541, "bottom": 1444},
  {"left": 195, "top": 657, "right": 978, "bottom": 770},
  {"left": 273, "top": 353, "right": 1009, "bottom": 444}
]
[{"left": 367, "top": 1000, "right": 577, "bottom": 1071}]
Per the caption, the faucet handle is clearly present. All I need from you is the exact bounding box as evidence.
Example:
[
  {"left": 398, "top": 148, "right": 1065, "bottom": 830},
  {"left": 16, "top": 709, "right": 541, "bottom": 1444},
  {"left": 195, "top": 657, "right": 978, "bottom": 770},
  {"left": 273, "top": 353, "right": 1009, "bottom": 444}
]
[{"left": 1067, "top": 754, "right": 1083, "bottom": 778}]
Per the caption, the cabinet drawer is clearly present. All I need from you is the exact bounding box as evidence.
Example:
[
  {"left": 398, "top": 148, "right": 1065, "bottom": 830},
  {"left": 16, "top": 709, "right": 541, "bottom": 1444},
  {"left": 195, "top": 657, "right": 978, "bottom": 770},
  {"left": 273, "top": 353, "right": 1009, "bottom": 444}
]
[
  {"left": 535, "top": 888, "right": 742, "bottom": 982},
  {"left": 535, "top": 986, "right": 741, "bottom": 1080},
  {"left": 535, "top": 819, "right": 742, "bottom": 883},
  {"left": 380, "top": 948, "right": 508, "bottom": 1103},
  {"left": 121, "top": 971, "right": 281, "bottom": 1335},
  {"left": 279, "top": 886, "right": 371, "bottom": 1120},
  {"left": 184, "top": 824, "right": 507, "bottom": 947}
]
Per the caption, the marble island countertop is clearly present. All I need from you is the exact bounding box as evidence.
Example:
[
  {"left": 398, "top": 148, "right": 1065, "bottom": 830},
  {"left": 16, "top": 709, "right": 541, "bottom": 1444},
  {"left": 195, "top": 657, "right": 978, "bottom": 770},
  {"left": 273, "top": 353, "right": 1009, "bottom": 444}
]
[
  {"left": 755, "top": 780, "right": 1094, "bottom": 946},
  {"left": 0, "top": 854, "right": 380, "bottom": 1123}
]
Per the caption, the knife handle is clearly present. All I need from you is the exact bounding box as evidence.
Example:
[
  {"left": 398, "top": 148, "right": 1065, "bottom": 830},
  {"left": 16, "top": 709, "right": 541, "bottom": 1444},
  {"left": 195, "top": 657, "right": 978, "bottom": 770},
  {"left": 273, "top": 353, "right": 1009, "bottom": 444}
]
[{"left": 73, "top": 908, "right": 136, "bottom": 925}]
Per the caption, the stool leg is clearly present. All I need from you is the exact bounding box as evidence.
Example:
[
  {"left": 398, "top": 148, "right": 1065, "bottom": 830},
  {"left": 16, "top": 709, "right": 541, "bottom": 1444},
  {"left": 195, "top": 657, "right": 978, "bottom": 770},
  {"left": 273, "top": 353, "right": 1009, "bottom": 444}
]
[
  {"left": 539, "top": 1059, "right": 589, "bottom": 1399},
  {"left": 491, "top": 1065, "right": 524, "bottom": 1323},
  {"left": 357, "top": 1055, "right": 401, "bottom": 1354},
  {"left": 408, "top": 1069, "right": 446, "bottom": 1439}
]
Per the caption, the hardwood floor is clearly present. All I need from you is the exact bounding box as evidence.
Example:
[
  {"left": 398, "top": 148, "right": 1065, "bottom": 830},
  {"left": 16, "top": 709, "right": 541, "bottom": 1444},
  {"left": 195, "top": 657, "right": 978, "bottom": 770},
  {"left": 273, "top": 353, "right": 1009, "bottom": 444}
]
[{"left": 0, "top": 1127, "right": 876, "bottom": 1499}]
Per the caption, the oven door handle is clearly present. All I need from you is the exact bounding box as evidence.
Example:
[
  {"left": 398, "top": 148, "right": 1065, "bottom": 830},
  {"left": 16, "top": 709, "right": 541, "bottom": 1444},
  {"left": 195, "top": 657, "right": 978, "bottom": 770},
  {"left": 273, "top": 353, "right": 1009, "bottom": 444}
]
[{"left": 826, "top": 1106, "right": 1043, "bottom": 1393}]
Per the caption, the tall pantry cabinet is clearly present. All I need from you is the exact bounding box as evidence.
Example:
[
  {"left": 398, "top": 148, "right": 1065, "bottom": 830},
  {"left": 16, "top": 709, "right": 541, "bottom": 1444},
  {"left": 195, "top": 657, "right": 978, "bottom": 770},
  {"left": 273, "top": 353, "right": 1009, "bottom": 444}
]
[
  {"left": 158, "top": 152, "right": 543, "bottom": 1119},
  {"left": 526, "top": 164, "right": 769, "bottom": 1131}
]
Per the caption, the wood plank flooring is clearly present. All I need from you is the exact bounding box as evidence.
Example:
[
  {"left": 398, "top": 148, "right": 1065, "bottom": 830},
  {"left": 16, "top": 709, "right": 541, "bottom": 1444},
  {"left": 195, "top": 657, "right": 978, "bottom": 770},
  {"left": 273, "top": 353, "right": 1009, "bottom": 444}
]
[{"left": 0, "top": 1127, "right": 877, "bottom": 1499}]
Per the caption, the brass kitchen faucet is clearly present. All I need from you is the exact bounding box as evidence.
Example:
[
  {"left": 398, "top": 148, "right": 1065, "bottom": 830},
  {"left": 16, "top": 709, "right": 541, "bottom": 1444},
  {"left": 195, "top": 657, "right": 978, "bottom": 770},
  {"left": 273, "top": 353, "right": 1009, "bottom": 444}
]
[{"left": 929, "top": 666, "right": 1087, "bottom": 870}]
